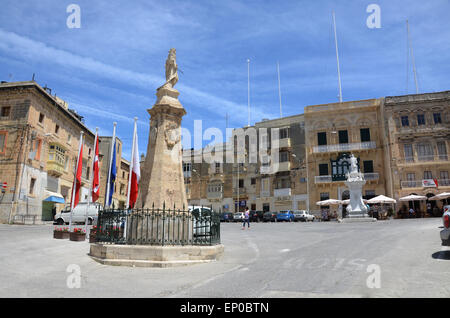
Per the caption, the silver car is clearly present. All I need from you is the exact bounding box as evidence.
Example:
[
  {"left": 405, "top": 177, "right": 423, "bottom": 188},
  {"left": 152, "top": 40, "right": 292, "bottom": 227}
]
[
  {"left": 440, "top": 205, "right": 450, "bottom": 246},
  {"left": 294, "top": 210, "right": 315, "bottom": 222}
]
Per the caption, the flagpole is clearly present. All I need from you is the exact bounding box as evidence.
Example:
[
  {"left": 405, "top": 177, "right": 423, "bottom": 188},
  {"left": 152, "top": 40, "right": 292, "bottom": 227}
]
[
  {"left": 332, "top": 10, "right": 343, "bottom": 103},
  {"left": 277, "top": 61, "right": 282, "bottom": 118},
  {"left": 126, "top": 118, "right": 138, "bottom": 210},
  {"left": 69, "top": 131, "right": 84, "bottom": 232},
  {"left": 85, "top": 128, "right": 98, "bottom": 235},
  {"left": 105, "top": 122, "right": 117, "bottom": 209}
]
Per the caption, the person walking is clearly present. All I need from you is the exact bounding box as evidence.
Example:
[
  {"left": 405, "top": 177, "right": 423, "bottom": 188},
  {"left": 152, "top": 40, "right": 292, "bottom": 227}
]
[{"left": 242, "top": 207, "right": 250, "bottom": 230}]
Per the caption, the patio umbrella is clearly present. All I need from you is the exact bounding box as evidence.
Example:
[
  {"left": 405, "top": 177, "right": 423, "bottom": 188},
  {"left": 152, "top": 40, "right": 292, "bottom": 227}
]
[
  {"left": 340, "top": 199, "right": 368, "bottom": 205},
  {"left": 399, "top": 194, "right": 427, "bottom": 201},
  {"left": 316, "top": 199, "right": 342, "bottom": 206},
  {"left": 428, "top": 192, "right": 450, "bottom": 201},
  {"left": 367, "top": 195, "right": 396, "bottom": 204}
]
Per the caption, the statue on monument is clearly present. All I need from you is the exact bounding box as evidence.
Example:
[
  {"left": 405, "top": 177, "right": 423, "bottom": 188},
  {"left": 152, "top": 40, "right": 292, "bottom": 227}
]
[
  {"left": 349, "top": 154, "right": 358, "bottom": 173},
  {"left": 164, "top": 48, "right": 178, "bottom": 89}
]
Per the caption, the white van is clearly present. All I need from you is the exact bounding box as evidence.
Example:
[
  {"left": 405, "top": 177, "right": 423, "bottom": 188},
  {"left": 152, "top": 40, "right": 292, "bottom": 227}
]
[{"left": 54, "top": 202, "right": 103, "bottom": 225}]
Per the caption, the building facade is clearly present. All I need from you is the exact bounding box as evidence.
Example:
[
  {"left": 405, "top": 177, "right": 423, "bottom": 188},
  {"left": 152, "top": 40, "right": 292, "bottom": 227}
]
[
  {"left": 305, "top": 99, "right": 387, "bottom": 217},
  {"left": 383, "top": 91, "right": 450, "bottom": 212},
  {"left": 0, "top": 81, "right": 95, "bottom": 224}
]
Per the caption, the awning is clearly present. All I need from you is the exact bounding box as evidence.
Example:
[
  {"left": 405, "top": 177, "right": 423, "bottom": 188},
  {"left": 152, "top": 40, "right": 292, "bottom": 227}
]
[
  {"left": 43, "top": 191, "right": 65, "bottom": 204},
  {"left": 367, "top": 195, "right": 396, "bottom": 204},
  {"left": 399, "top": 194, "right": 427, "bottom": 201},
  {"left": 428, "top": 192, "right": 450, "bottom": 201}
]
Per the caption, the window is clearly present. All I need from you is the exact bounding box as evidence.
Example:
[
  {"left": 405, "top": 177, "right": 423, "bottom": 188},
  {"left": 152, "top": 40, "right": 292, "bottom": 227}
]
[
  {"left": 440, "top": 171, "right": 449, "bottom": 186},
  {"left": 279, "top": 127, "right": 290, "bottom": 139},
  {"left": 437, "top": 141, "right": 448, "bottom": 160},
  {"left": 338, "top": 130, "right": 348, "bottom": 144},
  {"left": 407, "top": 173, "right": 416, "bottom": 187},
  {"left": 29, "top": 178, "right": 36, "bottom": 195},
  {"left": 67, "top": 134, "right": 72, "bottom": 144},
  {"left": 48, "top": 143, "right": 66, "bottom": 166},
  {"left": 320, "top": 192, "right": 330, "bottom": 201},
  {"left": 416, "top": 143, "right": 434, "bottom": 161},
  {"left": 401, "top": 116, "right": 409, "bottom": 127},
  {"left": 239, "top": 179, "right": 244, "bottom": 188},
  {"left": 0, "top": 131, "right": 7, "bottom": 154},
  {"left": 29, "top": 139, "right": 42, "bottom": 161},
  {"left": 39, "top": 113, "right": 44, "bottom": 124},
  {"left": 363, "top": 160, "right": 374, "bottom": 173},
  {"left": 300, "top": 177, "right": 307, "bottom": 183},
  {"left": 365, "top": 190, "right": 376, "bottom": 199},
  {"left": 360, "top": 128, "right": 371, "bottom": 142},
  {"left": 424, "top": 171, "right": 432, "bottom": 180},
  {"left": 279, "top": 151, "right": 289, "bottom": 162},
  {"left": 215, "top": 162, "right": 221, "bottom": 173},
  {"left": 317, "top": 132, "right": 327, "bottom": 146},
  {"left": 417, "top": 114, "right": 425, "bottom": 126},
  {"left": 404, "top": 144, "right": 414, "bottom": 162},
  {"left": 55, "top": 125, "right": 59, "bottom": 134},
  {"left": 122, "top": 171, "right": 125, "bottom": 179},
  {"left": 1, "top": 106, "right": 11, "bottom": 117},
  {"left": 319, "top": 163, "right": 329, "bottom": 176},
  {"left": 251, "top": 178, "right": 256, "bottom": 185},
  {"left": 433, "top": 113, "right": 442, "bottom": 124},
  {"left": 276, "top": 177, "right": 290, "bottom": 189}
]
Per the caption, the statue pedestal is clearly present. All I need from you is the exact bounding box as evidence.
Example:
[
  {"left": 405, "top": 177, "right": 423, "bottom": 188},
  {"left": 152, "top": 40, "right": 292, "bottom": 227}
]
[{"left": 345, "top": 171, "right": 369, "bottom": 218}]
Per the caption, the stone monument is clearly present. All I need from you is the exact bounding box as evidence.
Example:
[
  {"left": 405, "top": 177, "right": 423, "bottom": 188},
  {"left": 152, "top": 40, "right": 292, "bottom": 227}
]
[
  {"left": 137, "top": 48, "right": 188, "bottom": 210},
  {"left": 89, "top": 49, "right": 224, "bottom": 267},
  {"left": 342, "top": 154, "right": 376, "bottom": 222}
]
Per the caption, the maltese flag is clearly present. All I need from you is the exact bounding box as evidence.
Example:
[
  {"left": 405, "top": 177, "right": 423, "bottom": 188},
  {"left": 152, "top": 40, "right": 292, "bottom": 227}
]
[{"left": 128, "top": 120, "right": 140, "bottom": 209}]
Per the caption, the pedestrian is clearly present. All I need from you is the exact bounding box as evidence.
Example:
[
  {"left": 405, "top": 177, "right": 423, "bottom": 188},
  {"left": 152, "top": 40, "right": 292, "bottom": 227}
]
[
  {"left": 409, "top": 207, "right": 415, "bottom": 218},
  {"left": 426, "top": 202, "right": 432, "bottom": 216},
  {"left": 52, "top": 206, "right": 57, "bottom": 221},
  {"left": 242, "top": 207, "right": 250, "bottom": 230}
]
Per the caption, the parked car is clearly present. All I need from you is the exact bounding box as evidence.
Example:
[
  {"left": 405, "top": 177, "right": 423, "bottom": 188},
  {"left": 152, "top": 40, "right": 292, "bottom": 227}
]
[
  {"left": 189, "top": 206, "right": 213, "bottom": 219},
  {"left": 263, "top": 211, "right": 277, "bottom": 222},
  {"left": 220, "top": 212, "right": 233, "bottom": 222},
  {"left": 440, "top": 205, "right": 450, "bottom": 246},
  {"left": 277, "top": 210, "right": 295, "bottom": 222},
  {"left": 250, "top": 210, "right": 264, "bottom": 222},
  {"left": 233, "top": 212, "right": 245, "bottom": 222},
  {"left": 294, "top": 210, "right": 315, "bottom": 222},
  {"left": 54, "top": 202, "right": 103, "bottom": 225}
]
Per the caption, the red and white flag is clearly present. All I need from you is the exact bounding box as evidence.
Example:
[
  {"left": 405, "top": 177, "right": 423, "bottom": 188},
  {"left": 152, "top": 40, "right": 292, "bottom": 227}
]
[
  {"left": 127, "top": 120, "right": 140, "bottom": 209},
  {"left": 70, "top": 136, "right": 83, "bottom": 209},
  {"left": 92, "top": 134, "right": 100, "bottom": 202}
]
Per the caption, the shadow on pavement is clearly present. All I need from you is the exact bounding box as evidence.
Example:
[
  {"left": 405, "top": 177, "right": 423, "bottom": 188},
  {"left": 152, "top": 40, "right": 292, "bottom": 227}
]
[{"left": 432, "top": 251, "right": 450, "bottom": 260}]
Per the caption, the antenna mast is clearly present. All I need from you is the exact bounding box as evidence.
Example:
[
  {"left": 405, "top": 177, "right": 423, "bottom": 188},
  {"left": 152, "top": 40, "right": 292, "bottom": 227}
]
[
  {"left": 332, "top": 11, "right": 343, "bottom": 103},
  {"left": 277, "top": 61, "right": 283, "bottom": 118},
  {"left": 407, "top": 20, "right": 419, "bottom": 94}
]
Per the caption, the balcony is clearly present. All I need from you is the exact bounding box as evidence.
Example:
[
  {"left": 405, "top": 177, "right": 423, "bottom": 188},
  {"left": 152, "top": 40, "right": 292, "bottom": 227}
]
[
  {"left": 313, "top": 141, "right": 376, "bottom": 154},
  {"left": 397, "top": 155, "right": 449, "bottom": 165},
  {"left": 401, "top": 179, "right": 450, "bottom": 189},
  {"left": 274, "top": 188, "right": 291, "bottom": 197},
  {"left": 47, "top": 161, "right": 64, "bottom": 177},
  {"left": 315, "top": 173, "right": 379, "bottom": 184},
  {"left": 278, "top": 138, "right": 291, "bottom": 149}
]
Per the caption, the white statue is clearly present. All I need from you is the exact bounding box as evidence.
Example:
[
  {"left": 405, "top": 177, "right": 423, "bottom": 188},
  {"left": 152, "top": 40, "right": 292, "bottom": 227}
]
[{"left": 349, "top": 154, "right": 358, "bottom": 173}]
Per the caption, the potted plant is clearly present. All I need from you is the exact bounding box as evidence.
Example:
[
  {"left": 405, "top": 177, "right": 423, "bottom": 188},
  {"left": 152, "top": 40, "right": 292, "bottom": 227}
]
[
  {"left": 69, "top": 228, "right": 86, "bottom": 241},
  {"left": 53, "top": 227, "right": 70, "bottom": 239},
  {"left": 89, "top": 226, "right": 98, "bottom": 243}
]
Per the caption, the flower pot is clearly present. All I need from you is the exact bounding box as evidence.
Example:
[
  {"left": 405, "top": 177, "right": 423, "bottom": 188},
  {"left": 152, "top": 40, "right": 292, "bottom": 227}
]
[
  {"left": 54, "top": 231, "right": 70, "bottom": 239},
  {"left": 69, "top": 232, "right": 86, "bottom": 241}
]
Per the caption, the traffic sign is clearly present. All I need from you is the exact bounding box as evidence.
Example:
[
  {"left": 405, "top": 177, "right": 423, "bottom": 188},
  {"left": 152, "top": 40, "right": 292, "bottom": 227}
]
[{"left": 2, "top": 182, "right": 7, "bottom": 189}]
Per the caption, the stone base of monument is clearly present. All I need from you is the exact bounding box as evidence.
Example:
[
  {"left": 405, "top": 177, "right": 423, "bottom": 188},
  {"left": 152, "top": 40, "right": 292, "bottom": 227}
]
[
  {"left": 89, "top": 243, "right": 225, "bottom": 268},
  {"left": 341, "top": 217, "right": 377, "bottom": 223}
]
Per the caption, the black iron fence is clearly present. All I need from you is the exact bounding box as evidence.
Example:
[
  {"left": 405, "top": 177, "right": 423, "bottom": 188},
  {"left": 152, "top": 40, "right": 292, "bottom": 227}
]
[{"left": 95, "top": 206, "right": 221, "bottom": 246}]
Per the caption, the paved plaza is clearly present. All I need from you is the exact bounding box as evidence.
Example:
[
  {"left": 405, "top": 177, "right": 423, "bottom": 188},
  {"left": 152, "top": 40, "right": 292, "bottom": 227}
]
[{"left": 1, "top": 218, "right": 449, "bottom": 298}]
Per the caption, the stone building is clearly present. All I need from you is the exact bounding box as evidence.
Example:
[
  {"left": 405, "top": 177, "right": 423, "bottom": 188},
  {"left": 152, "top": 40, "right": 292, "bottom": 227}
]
[
  {"left": 0, "top": 81, "right": 95, "bottom": 224},
  {"left": 304, "top": 98, "right": 386, "bottom": 217},
  {"left": 183, "top": 114, "right": 308, "bottom": 213},
  {"left": 383, "top": 91, "right": 450, "bottom": 212}
]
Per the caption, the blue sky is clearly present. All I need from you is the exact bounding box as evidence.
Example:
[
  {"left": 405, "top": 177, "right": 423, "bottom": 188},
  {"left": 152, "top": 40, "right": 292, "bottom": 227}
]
[{"left": 1, "top": 0, "right": 449, "bottom": 160}]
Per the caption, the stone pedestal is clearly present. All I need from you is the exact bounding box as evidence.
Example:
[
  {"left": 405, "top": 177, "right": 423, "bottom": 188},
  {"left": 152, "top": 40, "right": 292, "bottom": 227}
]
[
  {"left": 137, "top": 84, "right": 188, "bottom": 210},
  {"left": 345, "top": 171, "right": 369, "bottom": 218}
]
